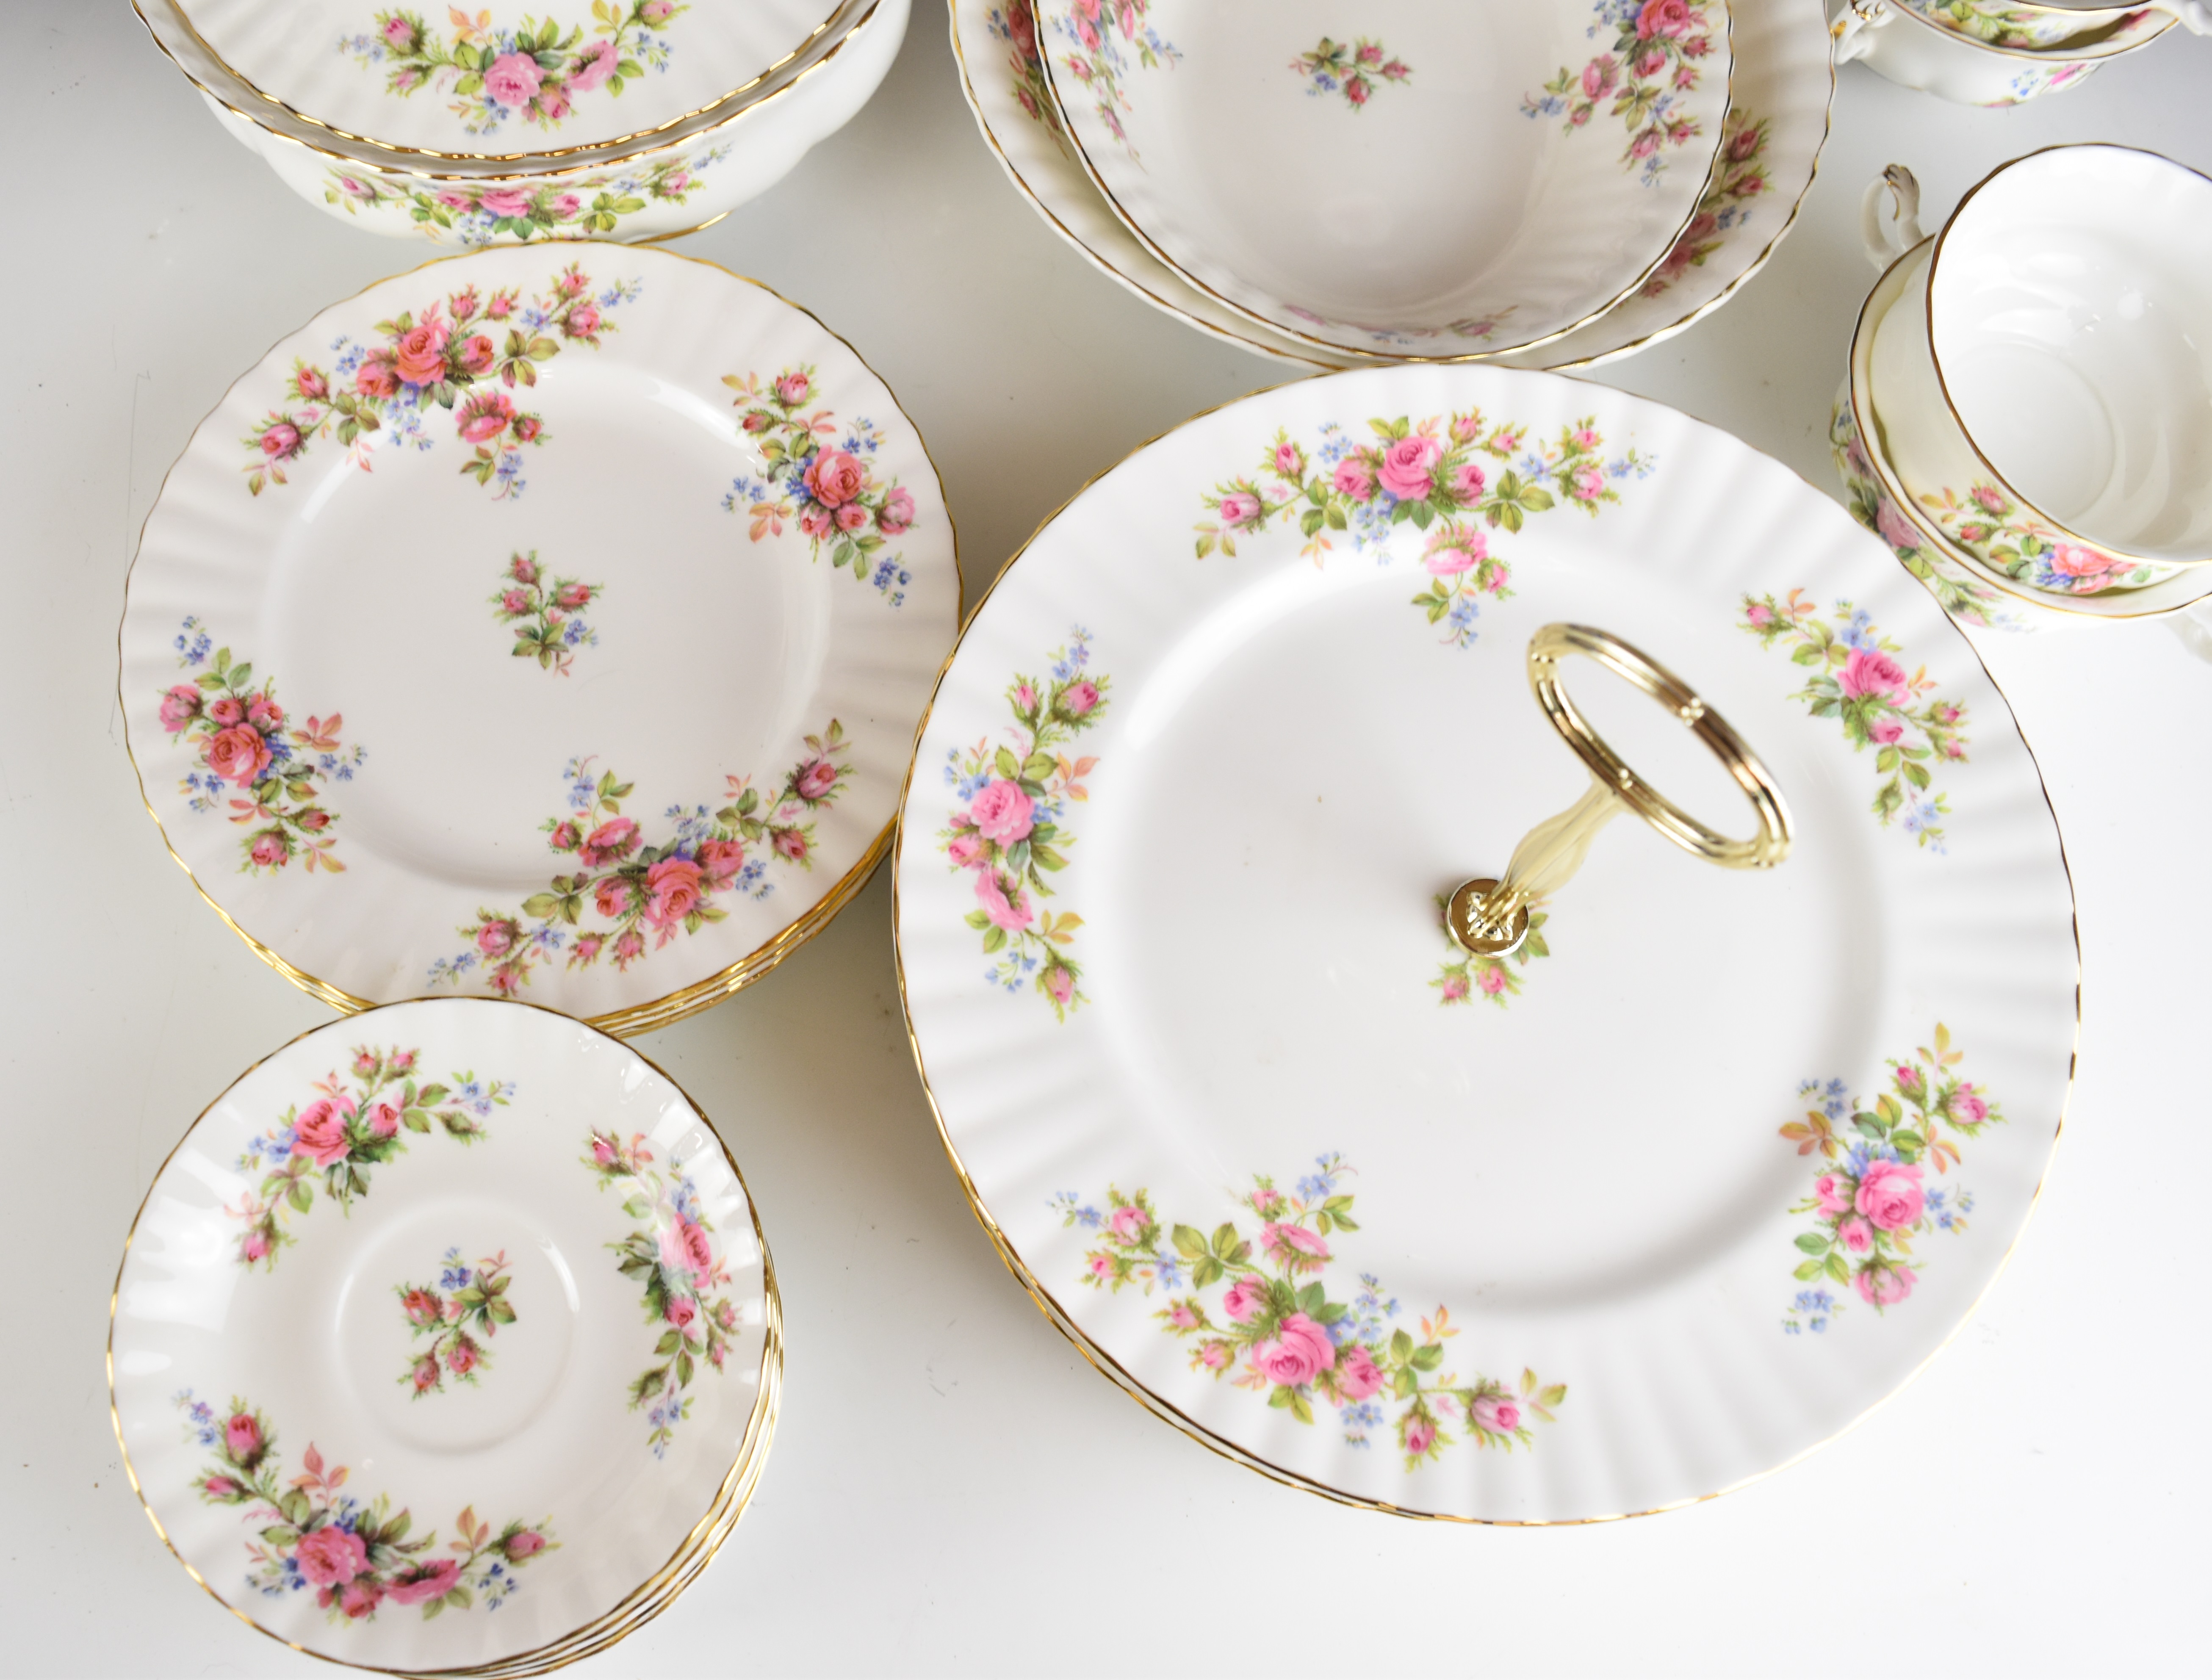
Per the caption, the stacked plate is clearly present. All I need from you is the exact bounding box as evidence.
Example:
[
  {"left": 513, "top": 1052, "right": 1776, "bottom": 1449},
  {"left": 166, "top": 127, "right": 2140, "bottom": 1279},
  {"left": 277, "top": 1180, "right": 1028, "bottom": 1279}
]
[
  {"left": 952, "top": 0, "right": 1835, "bottom": 368},
  {"left": 111, "top": 999, "right": 779, "bottom": 1674},
  {"left": 133, "top": 0, "right": 911, "bottom": 243},
  {"left": 119, "top": 242, "right": 962, "bottom": 1034}
]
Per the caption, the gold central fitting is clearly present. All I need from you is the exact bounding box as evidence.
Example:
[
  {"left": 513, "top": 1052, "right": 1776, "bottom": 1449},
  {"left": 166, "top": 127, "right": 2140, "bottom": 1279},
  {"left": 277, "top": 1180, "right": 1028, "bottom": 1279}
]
[{"left": 1445, "top": 623, "right": 1793, "bottom": 959}]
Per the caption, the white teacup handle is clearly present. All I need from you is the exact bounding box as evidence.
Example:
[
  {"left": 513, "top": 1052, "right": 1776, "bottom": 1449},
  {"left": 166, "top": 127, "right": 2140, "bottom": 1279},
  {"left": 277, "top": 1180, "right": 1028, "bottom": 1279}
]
[
  {"left": 2157, "top": 1, "right": 2212, "bottom": 35},
  {"left": 1861, "top": 165, "right": 1924, "bottom": 272},
  {"left": 1831, "top": 0, "right": 1890, "bottom": 63}
]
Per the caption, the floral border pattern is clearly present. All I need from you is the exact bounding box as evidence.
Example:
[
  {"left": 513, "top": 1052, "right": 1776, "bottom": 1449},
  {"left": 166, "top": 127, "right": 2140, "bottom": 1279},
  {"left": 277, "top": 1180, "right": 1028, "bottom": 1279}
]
[
  {"left": 1780, "top": 1024, "right": 2004, "bottom": 1329},
  {"left": 1056, "top": 1155, "right": 1566, "bottom": 1466},
  {"left": 427, "top": 723, "right": 850, "bottom": 996},
  {"left": 582, "top": 1130, "right": 746, "bottom": 1456},
  {"left": 1912, "top": 480, "right": 2173, "bottom": 597},
  {"left": 1522, "top": 0, "right": 1719, "bottom": 183},
  {"left": 342, "top": 3, "right": 689, "bottom": 138},
  {"left": 243, "top": 261, "right": 635, "bottom": 500},
  {"left": 721, "top": 365, "right": 919, "bottom": 607},
  {"left": 398, "top": 1248, "right": 517, "bottom": 1399},
  {"left": 1046, "top": 0, "right": 1180, "bottom": 161},
  {"left": 940, "top": 630, "right": 1107, "bottom": 1019},
  {"left": 227, "top": 1047, "right": 515, "bottom": 1271},
  {"left": 324, "top": 148, "right": 727, "bottom": 244},
  {"left": 174, "top": 1391, "right": 553, "bottom": 1621},
  {"left": 1289, "top": 37, "right": 1412, "bottom": 109},
  {"left": 1642, "top": 109, "right": 1768, "bottom": 298},
  {"left": 1741, "top": 590, "right": 1969, "bottom": 850},
  {"left": 161, "top": 620, "right": 366, "bottom": 877},
  {"left": 1197, "top": 409, "right": 1653, "bottom": 650},
  {"left": 491, "top": 551, "right": 601, "bottom": 675},
  {"left": 988, "top": 2, "right": 1062, "bottom": 141}
]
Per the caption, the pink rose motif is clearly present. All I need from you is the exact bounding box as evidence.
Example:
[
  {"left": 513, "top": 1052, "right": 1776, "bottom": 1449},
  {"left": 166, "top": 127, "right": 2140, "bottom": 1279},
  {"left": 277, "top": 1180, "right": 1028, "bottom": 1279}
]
[
  {"left": 1440, "top": 972, "right": 1470, "bottom": 1003},
  {"left": 594, "top": 879, "right": 631, "bottom": 923},
  {"left": 974, "top": 869, "right": 1033, "bottom": 932},
  {"left": 1377, "top": 435, "right": 1443, "bottom": 502},
  {"left": 455, "top": 334, "right": 495, "bottom": 375},
  {"left": 696, "top": 838, "right": 745, "bottom": 882},
  {"left": 664, "top": 1294, "right": 698, "bottom": 1332},
  {"left": 1346, "top": 75, "right": 1370, "bottom": 105},
  {"left": 383, "top": 16, "right": 415, "bottom": 46},
  {"left": 774, "top": 829, "right": 809, "bottom": 863},
  {"left": 504, "top": 1529, "right": 547, "bottom": 1561},
  {"left": 1107, "top": 1204, "right": 1147, "bottom": 1241},
  {"left": 1273, "top": 442, "right": 1302, "bottom": 476},
  {"left": 387, "top": 1558, "right": 459, "bottom": 1607},
  {"left": 1952, "top": 1085, "right": 1989, "bottom": 1124},
  {"left": 401, "top": 1288, "right": 443, "bottom": 1327},
  {"left": 1060, "top": 680, "right": 1100, "bottom": 718},
  {"left": 798, "top": 508, "right": 833, "bottom": 542},
  {"left": 390, "top": 1049, "right": 415, "bottom": 1072},
  {"left": 291, "top": 1097, "right": 356, "bottom": 1167},
  {"left": 1045, "top": 966, "right": 1076, "bottom": 1009},
  {"left": 239, "top": 1230, "right": 269, "bottom": 1264},
  {"left": 295, "top": 1525, "right": 368, "bottom": 1588},
  {"left": 512, "top": 414, "right": 543, "bottom": 444},
  {"left": 1332, "top": 458, "right": 1374, "bottom": 501},
  {"left": 1200, "top": 1341, "right": 1230, "bottom": 1369},
  {"left": 1875, "top": 497, "right": 1924, "bottom": 554},
  {"left": 567, "top": 37, "right": 618, "bottom": 92},
  {"left": 946, "top": 833, "right": 984, "bottom": 869},
  {"left": 247, "top": 695, "right": 283, "bottom": 725},
  {"left": 392, "top": 314, "right": 451, "bottom": 387},
  {"left": 1869, "top": 717, "right": 1905, "bottom": 746},
  {"left": 476, "top": 919, "right": 515, "bottom": 958},
  {"left": 1404, "top": 1415, "right": 1438, "bottom": 1456},
  {"left": 644, "top": 856, "right": 705, "bottom": 928},
  {"left": 207, "top": 697, "right": 244, "bottom": 725},
  {"left": 483, "top": 50, "right": 544, "bottom": 110},
  {"left": 1971, "top": 484, "right": 2008, "bottom": 515},
  {"left": 260, "top": 422, "right": 302, "bottom": 461},
  {"left": 334, "top": 1578, "right": 385, "bottom": 1620},
  {"left": 836, "top": 501, "right": 871, "bottom": 533},
  {"left": 1168, "top": 1302, "right": 1198, "bottom": 1330},
  {"left": 1855, "top": 1160, "right": 1924, "bottom": 1232},
  {"left": 1582, "top": 55, "right": 1619, "bottom": 98},
  {"left": 1838, "top": 647, "right": 1910, "bottom": 703},
  {"left": 1631, "top": 128, "right": 1661, "bottom": 159},
  {"left": 775, "top": 371, "right": 812, "bottom": 405},
  {"left": 1745, "top": 603, "right": 1774, "bottom": 628},
  {"left": 1855, "top": 1263, "right": 1916, "bottom": 1307},
  {"left": 1638, "top": 0, "right": 1695, "bottom": 41},
  {"left": 508, "top": 551, "right": 540, "bottom": 584},
  {"left": 658, "top": 1216, "right": 716, "bottom": 1279},
  {"left": 2050, "top": 544, "right": 2115, "bottom": 578},
  {"left": 298, "top": 809, "right": 329, "bottom": 833},
  {"left": 1452, "top": 462, "right": 1487, "bottom": 503},
  {"left": 968, "top": 780, "right": 1035, "bottom": 846},
  {"left": 1260, "top": 1222, "right": 1330, "bottom": 1268},
  {"left": 501, "top": 588, "right": 530, "bottom": 614},
  {"left": 1218, "top": 490, "right": 1262, "bottom": 525},
  {"left": 355, "top": 357, "right": 400, "bottom": 399},
  {"left": 223, "top": 1412, "right": 263, "bottom": 1464},
  {"left": 367, "top": 1101, "right": 401, "bottom": 1139},
  {"left": 477, "top": 189, "right": 533, "bottom": 219},
  {"left": 579, "top": 817, "right": 639, "bottom": 866},
  {"left": 1569, "top": 463, "right": 1606, "bottom": 502},
  {"left": 1477, "top": 965, "right": 1507, "bottom": 997},
  {"left": 1251, "top": 1312, "right": 1334, "bottom": 1387},
  {"left": 1838, "top": 1215, "right": 1875, "bottom": 1254},
  {"left": 456, "top": 390, "right": 516, "bottom": 443},
  {"left": 1422, "top": 529, "right": 1488, "bottom": 578},
  {"left": 878, "top": 485, "right": 916, "bottom": 535},
  {"left": 565, "top": 302, "right": 601, "bottom": 340},
  {"left": 548, "top": 820, "right": 579, "bottom": 852},
  {"left": 249, "top": 833, "right": 287, "bottom": 870},
  {"left": 641, "top": 0, "right": 676, "bottom": 19},
  {"left": 1814, "top": 1173, "right": 1851, "bottom": 1217},
  {"left": 203, "top": 1474, "right": 244, "bottom": 1500},
  {"left": 1470, "top": 1393, "right": 1522, "bottom": 1435},
  {"left": 1335, "top": 1343, "right": 1384, "bottom": 1401},
  {"left": 1087, "top": 1254, "right": 1112, "bottom": 1281},
  {"left": 591, "top": 1134, "right": 619, "bottom": 1167},
  {"left": 804, "top": 448, "right": 867, "bottom": 509},
  {"left": 1221, "top": 1277, "right": 1268, "bottom": 1323},
  {"left": 159, "top": 685, "right": 202, "bottom": 732}
]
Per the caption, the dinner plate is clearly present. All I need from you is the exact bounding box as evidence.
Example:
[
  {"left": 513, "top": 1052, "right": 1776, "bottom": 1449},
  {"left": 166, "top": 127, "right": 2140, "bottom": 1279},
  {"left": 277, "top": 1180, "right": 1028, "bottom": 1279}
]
[
  {"left": 894, "top": 365, "right": 2077, "bottom": 1522},
  {"left": 166, "top": 0, "right": 853, "bottom": 159},
  {"left": 1036, "top": 0, "right": 1733, "bottom": 360},
  {"left": 121, "top": 245, "right": 960, "bottom": 1034},
  {"left": 954, "top": 0, "right": 1828, "bottom": 371},
  {"left": 110, "top": 999, "right": 779, "bottom": 1674}
]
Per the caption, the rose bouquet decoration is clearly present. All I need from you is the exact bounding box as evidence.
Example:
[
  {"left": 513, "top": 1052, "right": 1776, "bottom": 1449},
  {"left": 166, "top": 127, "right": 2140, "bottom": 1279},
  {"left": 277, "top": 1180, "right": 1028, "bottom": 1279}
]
[{"left": 1523, "top": 0, "right": 1719, "bottom": 181}]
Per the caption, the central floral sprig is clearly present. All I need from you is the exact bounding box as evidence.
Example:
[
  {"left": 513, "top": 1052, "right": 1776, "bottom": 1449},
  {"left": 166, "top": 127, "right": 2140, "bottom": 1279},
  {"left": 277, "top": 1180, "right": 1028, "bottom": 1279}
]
[
  {"left": 226, "top": 1047, "right": 515, "bottom": 1271},
  {"left": 1740, "top": 590, "right": 1969, "bottom": 850},
  {"left": 1433, "top": 901, "right": 1552, "bottom": 1008},
  {"left": 582, "top": 1130, "right": 745, "bottom": 1456},
  {"left": 1523, "top": 0, "right": 1718, "bottom": 182},
  {"left": 1057, "top": 1155, "right": 1566, "bottom": 1467},
  {"left": 397, "top": 1248, "right": 517, "bottom": 1399},
  {"left": 1198, "top": 410, "right": 1650, "bottom": 650},
  {"left": 491, "top": 550, "right": 601, "bottom": 675},
  {"left": 1289, "top": 36, "right": 1411, "bottom": 108},
  {"left": 161, "top": 621, "right": 364, "bottom": 876},
  {"left": 174, "top": 1390, "right": 553, "bottom": 1622},
  {"left": 940, "top": 630, "right": 1107, "bottom": 1019},
  {"left": 344, "top": 3, "right": 689, "bottom": 137},
  {"left": 722, "top": 365, "right": 919, "bottom": 607},
  {"left": 243, "top": 262, "right": 632, "bottom": 500},
  {"left": 430, "top": 724, "right": 850, "bottom": 997}
]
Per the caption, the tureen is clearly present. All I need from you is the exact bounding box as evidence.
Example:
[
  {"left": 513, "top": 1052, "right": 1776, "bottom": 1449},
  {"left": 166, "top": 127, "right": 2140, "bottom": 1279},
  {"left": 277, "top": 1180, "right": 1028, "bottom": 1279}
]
[
  {"left": 894, "top": 364, "right": 2077, "bottom": 1522},
  {"left": 134, "top": 0, "right": 910, "bottom": 244},
  {"left": 1833, "top": 0, "right": 2174, "bottom": 104},
  {"left": 119, "top": 244, "right": 961, "bottom": 1032}
]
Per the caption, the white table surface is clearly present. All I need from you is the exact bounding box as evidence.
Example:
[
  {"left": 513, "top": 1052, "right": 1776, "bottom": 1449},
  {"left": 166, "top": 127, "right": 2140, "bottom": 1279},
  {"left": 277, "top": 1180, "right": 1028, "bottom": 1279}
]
[{"left": 8, "top": 6, "right": 2211, "bottom": 1675}]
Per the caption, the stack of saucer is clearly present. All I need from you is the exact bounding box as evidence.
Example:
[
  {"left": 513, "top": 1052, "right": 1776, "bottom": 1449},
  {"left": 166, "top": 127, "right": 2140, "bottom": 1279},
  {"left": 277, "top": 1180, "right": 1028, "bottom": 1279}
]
[
  {"left": 133, "top": 0, "right": 911, "bottom": 243},
  {"left": 953, "top": 0, "right": 1836, "bottom": 369},
  {"left": 1842, "top": 147, "right": 2212, "bottom": 631}
]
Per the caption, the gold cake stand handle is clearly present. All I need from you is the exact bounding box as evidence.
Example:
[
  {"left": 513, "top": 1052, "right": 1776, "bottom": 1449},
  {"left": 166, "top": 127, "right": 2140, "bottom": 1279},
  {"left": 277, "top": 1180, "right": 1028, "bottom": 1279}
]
[{"left": 1445, "top": 623, "right": 1793, "bottom": 957}]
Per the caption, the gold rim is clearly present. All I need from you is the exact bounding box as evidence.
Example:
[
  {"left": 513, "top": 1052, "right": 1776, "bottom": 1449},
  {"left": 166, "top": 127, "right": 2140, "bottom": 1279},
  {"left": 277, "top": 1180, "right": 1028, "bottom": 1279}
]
[
  {"left": 885, "top": 365, "right": 2083, "bottom": 1523},
  {"left": 1920, "top": 142, "right": 2211, "bottom": 573},
  {"left": 106, "top": 996, "right": 783, "bottom": 1676},
  {"left": 157, "top": 0, "right": 853, "bottom": 163},
  {"left": 1033, "top": 1, "right": 1738, "bottom": 364},
  {"left": 1851, "top": 237, "right": 2212, "bottom": 622},
  {"left": 131, "top": 0, "right": 888, "bottom": 183},
  {"left": 116, "top": 244, "right": 965, "bottom": 1038}
]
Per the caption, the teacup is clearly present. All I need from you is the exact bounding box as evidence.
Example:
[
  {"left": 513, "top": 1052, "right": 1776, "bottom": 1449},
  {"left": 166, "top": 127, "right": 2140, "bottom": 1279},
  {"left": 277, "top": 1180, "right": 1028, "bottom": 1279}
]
[
  {"left": 1832, "top": 0, "right": 2173, "bottom": 104},
  {"left": 1898, "top": 0, "right": 2208, "bottom": 50},
  {"left": 1865, "top": 148, "right": 2212, "bottom": 583}
]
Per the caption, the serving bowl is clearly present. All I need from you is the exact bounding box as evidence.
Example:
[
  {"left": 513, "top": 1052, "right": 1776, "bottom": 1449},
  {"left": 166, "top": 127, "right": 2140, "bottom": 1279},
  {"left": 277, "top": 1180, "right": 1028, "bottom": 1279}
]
[
  {"left": 1832, "top": 0, "right": 2173, "bottom": 103},
  {"left": 1035, "top": 0, "right": 1735, "bottom": 360},
  {"left": 134, "top": 0, "right": 910, "bottom": 244},
  {"left": 1869, "top": 148, "right": 2212, "bottom": 574}
]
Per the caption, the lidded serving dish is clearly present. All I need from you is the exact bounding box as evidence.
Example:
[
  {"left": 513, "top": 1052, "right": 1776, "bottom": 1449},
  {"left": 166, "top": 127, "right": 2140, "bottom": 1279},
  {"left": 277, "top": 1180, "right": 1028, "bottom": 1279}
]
[{"left": 133, "top": 0, "right": 910, "bottom": 243}]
